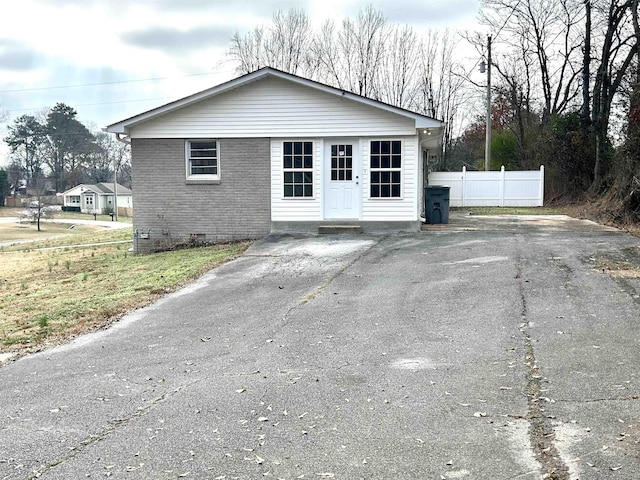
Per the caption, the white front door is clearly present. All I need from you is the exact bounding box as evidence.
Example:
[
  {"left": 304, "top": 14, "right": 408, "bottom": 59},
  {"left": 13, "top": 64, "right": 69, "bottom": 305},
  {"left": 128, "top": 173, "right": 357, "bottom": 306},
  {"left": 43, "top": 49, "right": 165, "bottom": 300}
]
[{"left": 323, "top": 139, "right": 361, "bottom": 219}]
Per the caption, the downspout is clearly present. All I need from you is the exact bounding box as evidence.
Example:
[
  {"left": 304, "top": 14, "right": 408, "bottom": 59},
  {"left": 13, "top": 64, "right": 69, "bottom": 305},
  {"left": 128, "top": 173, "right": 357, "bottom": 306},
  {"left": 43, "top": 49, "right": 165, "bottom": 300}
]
[
  {"left": 114, "top": 133, "right": 131, "bottom": 222},
  {"left": 115, "top": 133, "right": 131, "bottom": 145},
  {"left": 419, "top": 127, "right": 445, "bottom": 222},
  {"left": 419, "top": 133, "right": 433, "bottom": 222}
]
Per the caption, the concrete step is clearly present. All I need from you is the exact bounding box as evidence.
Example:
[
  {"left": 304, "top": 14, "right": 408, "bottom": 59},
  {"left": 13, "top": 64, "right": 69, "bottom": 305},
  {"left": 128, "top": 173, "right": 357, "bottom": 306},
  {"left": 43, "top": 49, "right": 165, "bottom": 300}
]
[{"left": 318, "top": 225, "right": 363, "bottom": 235}]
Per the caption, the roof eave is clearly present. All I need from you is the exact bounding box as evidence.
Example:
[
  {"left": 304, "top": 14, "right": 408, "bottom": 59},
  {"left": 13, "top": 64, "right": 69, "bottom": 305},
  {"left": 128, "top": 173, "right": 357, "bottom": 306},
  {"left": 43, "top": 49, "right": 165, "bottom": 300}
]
[
  {"left": 104, "top": 67, "right": 445, "bottom": 133},
  {"left": 105, "top": 69, "right": 274, "bottom": 133}
]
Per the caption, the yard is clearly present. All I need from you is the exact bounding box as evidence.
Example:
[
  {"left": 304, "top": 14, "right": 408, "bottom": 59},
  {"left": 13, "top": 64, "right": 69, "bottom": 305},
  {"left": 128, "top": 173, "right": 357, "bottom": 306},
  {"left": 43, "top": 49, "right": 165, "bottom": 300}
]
[{"left": 0, "top": 213, "right": 250, "bottom": 356}]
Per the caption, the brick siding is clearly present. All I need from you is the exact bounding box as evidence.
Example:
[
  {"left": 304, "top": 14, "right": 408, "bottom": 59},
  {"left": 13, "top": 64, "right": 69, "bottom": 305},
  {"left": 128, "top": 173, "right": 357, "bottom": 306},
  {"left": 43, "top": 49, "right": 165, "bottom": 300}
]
[{"left": 131, "top": 138, "right": 271, "bottom": 254}]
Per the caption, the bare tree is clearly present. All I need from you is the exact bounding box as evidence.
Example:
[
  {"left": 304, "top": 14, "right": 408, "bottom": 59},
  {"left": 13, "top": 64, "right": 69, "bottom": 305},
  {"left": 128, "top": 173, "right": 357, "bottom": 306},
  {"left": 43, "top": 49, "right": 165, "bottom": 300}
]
[
  {"left": 480, "top": 0, "right": 584, "bottom": 123},
  {"left": 378, "top": 25, "right": 420, "bottom": 108},
  {"left": 311, "top": 20, "right": 344, "bottom": 87},
  {"left": 226, "top": 5, "right": 469, "bottom": 169},
  {"left": 228, "top": 9, "right": 313, "bottom": 76},
  {"left": 590, "top": 0, "right": 639, "bottom": 189},
  {"left": 413, "top": 30, "right": 470, "bottom": 168},
  {"left": 339, "top": 5, "right": 388, "bottom": 97},
  {"left": 229, "top": 27, "right": 267, "bottom": 74},
  {"left": 266, "top": 9, "right": 313, "bottom": 75}
]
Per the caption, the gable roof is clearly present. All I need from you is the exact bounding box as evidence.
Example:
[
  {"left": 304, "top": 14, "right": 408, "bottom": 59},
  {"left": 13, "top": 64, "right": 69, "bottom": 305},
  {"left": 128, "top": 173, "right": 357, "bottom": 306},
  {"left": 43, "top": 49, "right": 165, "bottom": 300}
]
[
  {"left": 95, "top": 182, "right": 132, "bottom": 195},
  {"left": 105, "top": 67, "right": 444, "bottom": 134},
  {"left": 63, "top": 183, "right": 132, "bottom": 196}
]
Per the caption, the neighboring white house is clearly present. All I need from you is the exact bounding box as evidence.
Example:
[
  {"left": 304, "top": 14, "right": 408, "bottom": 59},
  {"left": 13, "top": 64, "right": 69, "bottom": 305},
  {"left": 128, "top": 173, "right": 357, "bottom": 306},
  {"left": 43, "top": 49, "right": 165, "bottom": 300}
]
[
  {"left": 106, "top": 67, "right": 445, "bottom": 253},
  {"left": 62, "top": 183, "right": 133, "bottom": 215}
]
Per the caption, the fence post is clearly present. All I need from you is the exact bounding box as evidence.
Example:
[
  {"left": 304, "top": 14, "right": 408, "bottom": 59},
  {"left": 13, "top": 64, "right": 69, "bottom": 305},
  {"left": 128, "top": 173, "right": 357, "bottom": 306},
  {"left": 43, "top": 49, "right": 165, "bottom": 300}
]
[
  {"left": 539, "top": 165, "right": 545, "bottom": 206},
  {"left": 500, "top": 165, "right": 505, "bottom": 207},
  {"left": 461, "top": 166, "right": 466, "bottom": 207}
]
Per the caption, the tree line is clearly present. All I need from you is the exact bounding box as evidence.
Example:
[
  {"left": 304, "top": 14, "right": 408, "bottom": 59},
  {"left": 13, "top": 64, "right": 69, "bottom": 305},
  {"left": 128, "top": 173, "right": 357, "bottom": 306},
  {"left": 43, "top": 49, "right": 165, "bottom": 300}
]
[
  {"left": 3, "top": 2, "right": 638, "bottom": 215},
  {"left": 229, "top": 2, "right": 640, "bottom": 210},
  {"left": 1, "top": 102, "right": 131, "bottom": 200}
]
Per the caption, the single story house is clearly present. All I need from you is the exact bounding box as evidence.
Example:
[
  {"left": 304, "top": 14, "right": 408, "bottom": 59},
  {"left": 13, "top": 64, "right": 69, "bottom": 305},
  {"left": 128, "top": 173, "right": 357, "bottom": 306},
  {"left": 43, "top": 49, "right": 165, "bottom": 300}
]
[
  {"left": 106, "top": 67, "right": 444, "bottom": 254},
  {"left": 62, "top": 183, "right": 133, "bottom": 215}
]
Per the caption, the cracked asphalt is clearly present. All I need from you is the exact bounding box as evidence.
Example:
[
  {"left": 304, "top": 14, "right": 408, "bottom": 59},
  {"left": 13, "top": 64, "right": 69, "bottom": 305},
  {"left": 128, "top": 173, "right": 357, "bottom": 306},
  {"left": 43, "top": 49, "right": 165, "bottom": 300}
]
[{"left": 1, "top": 214, "right": 640, "bottom": 479}]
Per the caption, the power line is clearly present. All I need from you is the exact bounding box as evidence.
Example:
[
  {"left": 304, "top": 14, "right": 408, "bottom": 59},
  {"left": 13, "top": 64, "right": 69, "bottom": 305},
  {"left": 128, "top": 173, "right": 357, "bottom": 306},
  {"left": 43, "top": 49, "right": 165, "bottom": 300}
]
[
  {"left": 4, "top": 96, "right": 175, "bottom": 115},
  {"left": 0, "top": 71, "right": 222, "bottom": 94}
]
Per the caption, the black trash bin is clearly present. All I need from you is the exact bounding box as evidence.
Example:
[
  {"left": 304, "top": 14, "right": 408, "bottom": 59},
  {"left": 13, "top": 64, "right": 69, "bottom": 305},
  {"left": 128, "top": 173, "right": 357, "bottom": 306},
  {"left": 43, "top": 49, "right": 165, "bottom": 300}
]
[{"left": 425, "top": 185, "right": 450, "bottom": 224}]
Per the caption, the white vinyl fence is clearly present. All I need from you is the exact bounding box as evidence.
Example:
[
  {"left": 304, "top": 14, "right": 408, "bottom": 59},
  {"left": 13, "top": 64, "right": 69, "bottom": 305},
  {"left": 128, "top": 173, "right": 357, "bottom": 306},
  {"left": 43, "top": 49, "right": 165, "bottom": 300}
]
[{"left": 428, "top": 166, "right": 545, "bottom": 207}]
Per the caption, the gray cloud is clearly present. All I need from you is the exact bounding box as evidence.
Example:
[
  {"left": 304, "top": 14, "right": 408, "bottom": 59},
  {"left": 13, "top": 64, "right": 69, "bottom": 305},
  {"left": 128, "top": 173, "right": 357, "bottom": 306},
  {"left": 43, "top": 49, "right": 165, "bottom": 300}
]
[
  {"left": 147, "top": 0, "right": 311, "bottom": 17},
  {"left": 121, "top": 25, "right": 234, "bottom": 53},
  {"left": 1, "top": 62, "right": 153, "bottom": 118},
  {"left": 0, "top": 40, "right": 43, "bottom": 72},
  {"left": 339, "top": 0, "right": 480, "bottom": 27},
  {"left": 383, "top": 0, "right": 480, "bottom": 26},
  {"left": 38, "top": 0, "right": 310, "bottom": 11}
]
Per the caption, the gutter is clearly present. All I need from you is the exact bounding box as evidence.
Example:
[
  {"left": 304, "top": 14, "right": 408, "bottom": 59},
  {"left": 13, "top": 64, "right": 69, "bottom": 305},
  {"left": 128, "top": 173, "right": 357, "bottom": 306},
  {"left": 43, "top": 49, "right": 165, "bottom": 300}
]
[
  {"left": 115, "top": 133, "right": 131, "bottom": 145},
  {"left": 112, "top": 133, "right": 131, "bottom": 222}
]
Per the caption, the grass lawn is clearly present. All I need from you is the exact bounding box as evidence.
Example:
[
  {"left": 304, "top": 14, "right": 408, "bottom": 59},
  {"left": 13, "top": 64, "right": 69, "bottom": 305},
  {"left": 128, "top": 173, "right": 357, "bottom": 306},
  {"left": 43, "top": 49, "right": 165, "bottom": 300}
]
[
  {"left": 0, "top": 221, "right": 105, "bottom": 244},
  {"left": 0, "top": 206, "right": 132, "bottom": 223},
  {"left": 0, "top": 226, "right": 250, "bottom": 355}
]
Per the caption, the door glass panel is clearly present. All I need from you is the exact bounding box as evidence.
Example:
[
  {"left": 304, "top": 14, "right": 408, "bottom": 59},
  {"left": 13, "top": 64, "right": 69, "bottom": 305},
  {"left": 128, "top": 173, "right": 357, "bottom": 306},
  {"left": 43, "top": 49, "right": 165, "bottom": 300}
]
[{"left": 330, "top": 144, "right": 353, "bottom": 182}]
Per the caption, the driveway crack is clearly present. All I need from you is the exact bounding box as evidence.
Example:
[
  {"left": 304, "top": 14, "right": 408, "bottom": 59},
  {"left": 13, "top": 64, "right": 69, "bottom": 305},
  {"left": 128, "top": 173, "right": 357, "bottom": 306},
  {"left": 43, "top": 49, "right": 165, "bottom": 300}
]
[
  {"left": 26, "top": 380, "right": 200, "bottom": 479},
  {"left": 281, "top": 236, "right": 386, "bottom": 324},
  {"left": 516, "top": 258, "right": 569, "bottom": 480}
]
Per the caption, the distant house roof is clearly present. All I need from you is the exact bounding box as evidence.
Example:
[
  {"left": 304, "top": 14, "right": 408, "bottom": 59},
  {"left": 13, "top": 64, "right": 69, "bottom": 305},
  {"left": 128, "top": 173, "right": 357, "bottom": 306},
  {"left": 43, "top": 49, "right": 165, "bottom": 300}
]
[
  {"left": 105, "top": 67, "right": 445, "bottom": 134},
  {"left": 62, "top": 183, "right": 132, "bottom": 196}
]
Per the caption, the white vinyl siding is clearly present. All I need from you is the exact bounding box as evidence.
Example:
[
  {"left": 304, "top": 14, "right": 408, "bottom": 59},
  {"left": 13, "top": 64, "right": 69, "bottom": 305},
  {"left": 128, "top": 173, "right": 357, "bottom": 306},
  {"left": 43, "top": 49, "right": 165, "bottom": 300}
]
[
  {"left": 129, "top": 77, "right": 416, "bottom": 139},
  {"left": 271, "top": 136, "right": 419, "bottom": 222}
]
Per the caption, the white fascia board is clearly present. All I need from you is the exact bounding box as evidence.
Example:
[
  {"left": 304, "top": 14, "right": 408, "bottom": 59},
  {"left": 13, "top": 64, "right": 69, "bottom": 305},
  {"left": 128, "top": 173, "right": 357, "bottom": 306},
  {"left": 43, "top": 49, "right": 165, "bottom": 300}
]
[{"left": 415, "top": 117, "right": 446, "bottom": 129}]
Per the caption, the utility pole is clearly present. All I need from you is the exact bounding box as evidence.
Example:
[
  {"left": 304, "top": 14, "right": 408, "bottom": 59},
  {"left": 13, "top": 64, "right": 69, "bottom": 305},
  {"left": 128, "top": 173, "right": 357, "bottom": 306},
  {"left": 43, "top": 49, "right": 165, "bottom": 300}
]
[{"left": 485, "top": 35, "right": 492, "bottom": 172}]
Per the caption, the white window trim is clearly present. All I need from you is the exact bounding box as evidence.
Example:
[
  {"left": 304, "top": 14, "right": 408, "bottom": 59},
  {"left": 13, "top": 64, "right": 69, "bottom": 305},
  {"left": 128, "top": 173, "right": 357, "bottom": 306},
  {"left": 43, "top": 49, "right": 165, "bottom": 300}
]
[
  {"left": 185, "top": 139, "right": 220, "bottom": 184},
  {"left": 369, "top": 139, "right": 403, "bottom": 200},
  {"left": 282, "top": 140, "right": 315, "bottom": 199}
]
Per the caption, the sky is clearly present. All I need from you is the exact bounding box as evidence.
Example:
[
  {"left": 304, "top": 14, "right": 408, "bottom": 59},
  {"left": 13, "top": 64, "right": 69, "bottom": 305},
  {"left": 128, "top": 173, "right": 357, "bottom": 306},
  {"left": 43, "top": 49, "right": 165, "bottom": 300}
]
[{"left": 0, "top": 0, "right": 483, "bottom": 165}]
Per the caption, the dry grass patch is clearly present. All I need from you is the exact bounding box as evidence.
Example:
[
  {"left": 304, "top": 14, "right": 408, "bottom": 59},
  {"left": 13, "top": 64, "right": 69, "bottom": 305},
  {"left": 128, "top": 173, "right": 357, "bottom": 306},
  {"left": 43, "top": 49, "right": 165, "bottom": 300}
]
[
  {"left": 0, "top": 230, "right": 250, "bottom": 354},
  {"left": 0, "top": 221, "right": 103, "bottom": 243},
  {"left": 597, "top": 259, "right": 640, "bottom": 279},
  {"left": 462, "top": 206, "right": 565, "bottom": 216}
]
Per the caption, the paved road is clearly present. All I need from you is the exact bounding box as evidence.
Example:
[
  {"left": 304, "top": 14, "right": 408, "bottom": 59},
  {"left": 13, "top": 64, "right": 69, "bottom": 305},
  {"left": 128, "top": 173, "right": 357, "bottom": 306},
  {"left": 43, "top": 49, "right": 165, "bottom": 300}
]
[{"left": 1, "top": 215, "right": 640, "bottom": 479}]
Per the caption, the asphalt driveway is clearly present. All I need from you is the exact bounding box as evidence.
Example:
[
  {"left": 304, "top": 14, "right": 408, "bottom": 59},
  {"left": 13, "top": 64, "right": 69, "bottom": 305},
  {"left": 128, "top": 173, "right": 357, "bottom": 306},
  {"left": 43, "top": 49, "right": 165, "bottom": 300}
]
[{"left": 1, "top": 214, "right": 640, "bottom": 479}]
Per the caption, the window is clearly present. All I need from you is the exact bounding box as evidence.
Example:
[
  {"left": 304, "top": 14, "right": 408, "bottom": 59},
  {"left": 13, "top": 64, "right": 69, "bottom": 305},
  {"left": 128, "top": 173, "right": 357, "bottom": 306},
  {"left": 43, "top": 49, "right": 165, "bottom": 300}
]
[
  {"left": 69, "top": 195, "right": 80, "bottom": 204},
  {"left": 370, "top": 140, "right": 401, "bottom": 198},
  {"left": 331, "top": 144, "right": 353, "bottom": 181},
  {"left": 186, "top": 140, "right": 218, "bottom": 179},
  {"left": 283, "top": 141, "right": 313, "bottom": 197}
]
